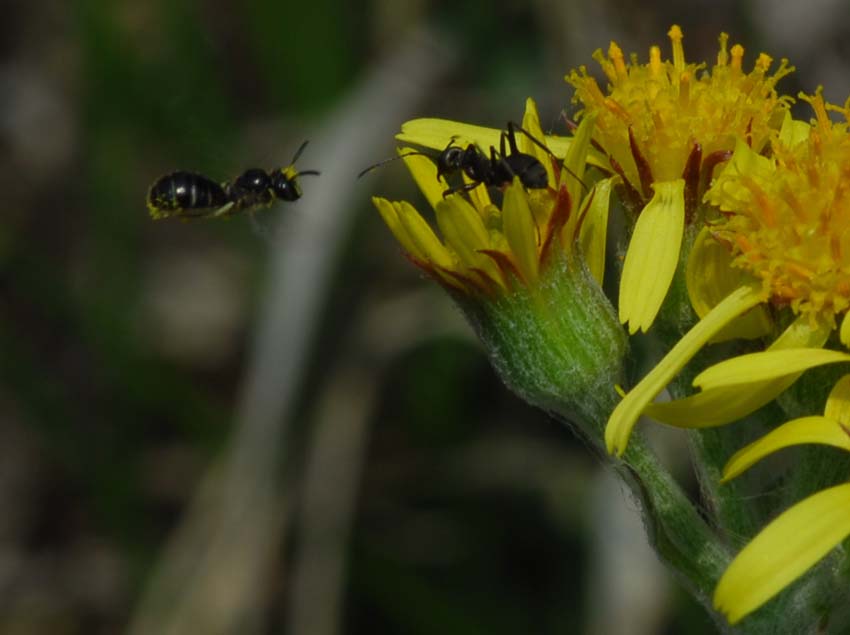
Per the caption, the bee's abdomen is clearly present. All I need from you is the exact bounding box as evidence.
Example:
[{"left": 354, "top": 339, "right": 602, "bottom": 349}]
[{"left": 147, "top": 172, "right": 228, "bottom": 219}]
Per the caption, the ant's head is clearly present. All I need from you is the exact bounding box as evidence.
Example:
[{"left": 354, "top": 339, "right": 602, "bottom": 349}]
[{"left": 436, "top": 143, "right": 465, "bottom": 178}]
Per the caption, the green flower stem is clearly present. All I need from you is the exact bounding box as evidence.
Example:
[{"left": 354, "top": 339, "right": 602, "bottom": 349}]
[
  {"left": 654, "top": 225, "right": 766, "bottom": 544},
  {"left": 619, "top": 434, "right": 729, "bottom": 604},
  {"left": 454, "top": 248, "right": 734, "bottom": 616},
  {"left": 453, "top": 250, "right": 627, "bottom": 443},
  {"left": 562, "top": 363, "right": 731, "bottom": 612},
  {"left": 448, "top": 245, "right": 826, "bottom": 631}
]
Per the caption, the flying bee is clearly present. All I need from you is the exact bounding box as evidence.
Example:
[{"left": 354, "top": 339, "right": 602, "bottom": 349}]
[
  {"left": 358, "top": 122, "right": 583, "bottom": 197},
  {"left": 147, "top": 140, "right": 320, "bottom": 220}
]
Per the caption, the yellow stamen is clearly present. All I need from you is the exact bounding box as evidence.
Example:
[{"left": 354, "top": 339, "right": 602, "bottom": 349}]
[
  {"left": 649, "top": 46, "right": 662, "bottom": 76},
  {"left": 717, "top": 32, "right": 729, "bottom": 66},
  {"left": 609, "top": 41, "right": 628, "bottom": 80},
  {"left": 668, "top": 24, "right": 684, "bottom": 71},
  {"left": 730, "top": 44, "right": 744, "bottom": 71}
]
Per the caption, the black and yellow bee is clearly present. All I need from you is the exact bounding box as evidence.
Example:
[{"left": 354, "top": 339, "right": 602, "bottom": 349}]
[{"left": 147, "top": 141, "right": 320, "bottom": 220}]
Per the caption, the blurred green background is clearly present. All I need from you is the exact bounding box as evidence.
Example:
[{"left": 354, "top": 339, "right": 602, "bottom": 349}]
[{"left": 1, "top": 1, "right": 843, "bottom": 633}]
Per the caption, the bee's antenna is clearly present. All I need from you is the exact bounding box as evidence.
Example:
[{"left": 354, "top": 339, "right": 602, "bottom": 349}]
[{"left": 290, "top": 140, "right": 311, "bottom": 165}]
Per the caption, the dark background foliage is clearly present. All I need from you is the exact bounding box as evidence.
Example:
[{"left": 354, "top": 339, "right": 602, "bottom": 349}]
[{"left": 1, "top": 1, "right": 845, "bottom": 633}]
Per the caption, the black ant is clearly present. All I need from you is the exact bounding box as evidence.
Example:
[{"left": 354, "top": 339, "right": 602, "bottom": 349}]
[
  {"left": 147, "top": 141, "right": 320, "bottom": 220},
  {"left": 359, "top": 122, "right": 584, "bottom": 197}
]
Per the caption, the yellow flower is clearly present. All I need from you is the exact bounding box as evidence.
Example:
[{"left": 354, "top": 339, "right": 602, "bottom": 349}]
[
  {"left": 568, "top": 25, "right": 793, "bottom": 334},
  {"left": 603, "top": 91, "right": 850, "bottom": 622},
  {"left": 372, "top": 99, "right": 629, "bottom": 430},
  {"left": 373, "top": 98, "right": 614, "bottom": 295},
  {"left": 606, "top": 92, "right": 850, "bottom": 455}
]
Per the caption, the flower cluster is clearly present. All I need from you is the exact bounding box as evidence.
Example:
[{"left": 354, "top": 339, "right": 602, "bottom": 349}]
[{"left": 370, "top": 24, "right": 850, "bottom": 630}]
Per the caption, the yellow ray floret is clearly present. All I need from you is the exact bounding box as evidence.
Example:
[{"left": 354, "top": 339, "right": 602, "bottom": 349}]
[
  {"left": 645, "top": 315, "right": 830, "bottom": 428},
  {"left": 714, "top": 483, "right": 850, "bottom": 624},
  {"left": 693, "top": 349, "right": 850, "bottom": 391},
  {"left": 722, "top": 374, "right": 850, "bottom": 480},
  {"left": 618, "top": 179, "right": 685, "bottom": 334},
  {"left": 686, "top": 227, "right": 772, "bottom": 342},
  {"left": 579, "top": 176, "right": 616, "bottom": 286},
  {"left": 722, "top": 415, "right": 850, "bottom": 481},
  {"left": 715, "top": 374, "right": 850, "bottom": 622},
  {"left": 605, "top": 284, "right": 765, "bottom": 455},
  {"left": 502, "top": 177, "right": 540, "bottom": 284}
]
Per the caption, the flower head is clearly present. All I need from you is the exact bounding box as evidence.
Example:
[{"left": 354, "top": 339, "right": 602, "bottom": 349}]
[
  {"left": 373, "top": 99, "right": 627, "bottom": 438},
  {"left": 568, "top": 25, "right": 794, "bottom": 333},
  {"left": 569, "top": 25, "right": 792, "bottom": 194},
  {"left": 600, "top": 91, "right": 850, "bottom": 623},
  {"left": 706, "top": 91, "right": 850, "bottom": 325},
  {"left": 374, "top": 99, "right": 604, "bottom": 296},
  {"left": 606, "top": 92, "right": 850, "bottom": 453}
]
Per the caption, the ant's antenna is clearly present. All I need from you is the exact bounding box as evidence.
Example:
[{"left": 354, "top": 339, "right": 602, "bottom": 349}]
[{"left": 356, "top": 151, "right": 431, "bottom": 179}]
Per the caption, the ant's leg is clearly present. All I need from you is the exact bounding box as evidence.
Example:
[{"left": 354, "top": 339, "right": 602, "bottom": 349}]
[
  {"left": 442, "top": 180, "right": 486, "bottom": 198},
  {"left": 508, "top": 121, "right": 589, "bottom": 192},
  {"left": 490, "top": 145, "right": 517, "bottom": 183},
  {"left": 505, "top": 122, "right": 522, "bottom": 156},
  {"left": 508, "top": 121, "right": 556, "bottom": 161}
]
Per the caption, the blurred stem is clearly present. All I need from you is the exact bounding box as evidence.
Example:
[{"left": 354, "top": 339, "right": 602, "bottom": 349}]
[{"left": 129, "top": 30, "right": 455, "bottom": 635}]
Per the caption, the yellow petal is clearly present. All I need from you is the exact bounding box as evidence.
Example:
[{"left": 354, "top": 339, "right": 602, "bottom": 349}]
[
  {"left": 434, "top": 196, "right": 501, "bottom": 285},
  {"left": 400, "top": 148, "right": 445, "bottom": 211},
  {"left": 619, "top": 179, "right": 686, "bottom": 334},
  {"left": 462, "top": 177, "right": 492, "bottom": 216},
  {"left": 704, "top": 139, "right": 774, "bottom": 211},
  {"left": 561, "top": 113, "right": 595, "bottom": 208},
  {"left": 777, "top": 110, "right": 810, "bottom": 148},
  {"left": 840, "top": 311, "right": 850, "bottom": 348},
  {"left": 396, "top": 200, "right": 454, "bottom": 270},
  {"left": 501, "top": 178, "right": 539, "bottom": 284},
  {"left": 714, "top": 483, "right": 850, "bottom": 624},
  {"left": 372, "top": 197, "right": 426, "bottom": 259},
  {"left": 579, "top": 176, "right": 615, "bottom": 286},
  {"left": 397, "top": 117, "right": 609, "bottom": 169},
  {"left": 520, "top": 98, "right": 556, "bottom": 187},
  {"left": 605, "top": 284, "right": 764, "bottom": 456},
  {"left": 693, "top": 349, "right": 850, "bottom": 391},
  {"left": 722, "top": 416, "right": 850, "bottom": 481},
  {"left": 686, "top": 227, "right": 771, "bottom": 341},
  {"left": 644, "top": 380, "right": 799, "bottom": 429},
  {"left": 646, "top": 315, "right": 830, "bottom": 428},
  {"left": 824, "top": 374, "right": 850, "bottom": 424}
]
